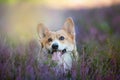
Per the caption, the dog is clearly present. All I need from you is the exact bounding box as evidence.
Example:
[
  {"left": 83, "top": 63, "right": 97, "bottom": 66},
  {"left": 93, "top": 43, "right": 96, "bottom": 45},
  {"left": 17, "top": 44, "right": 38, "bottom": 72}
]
[{"left": 37, "top": 17, "right": 79, "bottom": 73}]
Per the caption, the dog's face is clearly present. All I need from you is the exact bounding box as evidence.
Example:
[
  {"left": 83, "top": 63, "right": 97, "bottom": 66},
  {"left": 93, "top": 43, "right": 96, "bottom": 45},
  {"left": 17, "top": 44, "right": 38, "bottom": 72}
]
[{"left": 37, "top": 18, "right": 76, "bottom": 60}]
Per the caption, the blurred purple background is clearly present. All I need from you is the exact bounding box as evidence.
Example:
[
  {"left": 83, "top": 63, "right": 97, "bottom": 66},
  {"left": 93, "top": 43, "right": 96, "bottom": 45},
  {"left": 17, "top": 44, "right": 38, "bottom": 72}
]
[{"left": 0, "top": 0, "right": 120, "bottom": 80}]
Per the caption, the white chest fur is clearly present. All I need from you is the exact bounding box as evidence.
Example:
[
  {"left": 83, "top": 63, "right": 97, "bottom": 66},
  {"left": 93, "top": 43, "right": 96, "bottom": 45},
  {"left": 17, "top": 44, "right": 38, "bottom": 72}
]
[{"left": 58, "top": 52, "right": 73, "bottom": 72}]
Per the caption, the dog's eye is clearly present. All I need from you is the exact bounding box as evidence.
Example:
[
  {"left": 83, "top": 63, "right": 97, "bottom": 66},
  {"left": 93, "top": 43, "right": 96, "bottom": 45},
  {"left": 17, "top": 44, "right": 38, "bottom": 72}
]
[
  {"left": 48, "top": 38, "right": 52, "bottom": 42},
  {"left": 59, "top": 36, "right": 64, "bottom": 40}
]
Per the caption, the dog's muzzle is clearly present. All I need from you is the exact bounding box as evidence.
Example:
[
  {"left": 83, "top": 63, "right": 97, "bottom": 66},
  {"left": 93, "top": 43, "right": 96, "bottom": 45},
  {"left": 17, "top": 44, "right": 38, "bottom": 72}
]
[{"left": 51, "top": 49, "right": 66, "bottom": 61}]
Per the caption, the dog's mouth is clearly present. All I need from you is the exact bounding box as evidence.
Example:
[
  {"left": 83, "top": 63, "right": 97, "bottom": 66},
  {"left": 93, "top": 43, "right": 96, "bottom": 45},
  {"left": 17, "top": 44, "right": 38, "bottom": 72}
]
[{"left": 51, "top": 49, "right": 66, "bottom": 61}]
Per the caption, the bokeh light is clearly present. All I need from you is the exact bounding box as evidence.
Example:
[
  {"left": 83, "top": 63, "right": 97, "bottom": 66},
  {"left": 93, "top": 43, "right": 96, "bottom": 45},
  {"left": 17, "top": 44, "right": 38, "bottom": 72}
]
[{"left": 0, "top": 0, "right": 120, "bottom": 43}]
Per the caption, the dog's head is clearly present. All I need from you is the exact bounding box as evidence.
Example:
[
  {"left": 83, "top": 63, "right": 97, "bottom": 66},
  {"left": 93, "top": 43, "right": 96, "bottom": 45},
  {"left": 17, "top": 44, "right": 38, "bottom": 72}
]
[{"left": 37, "top": 17, "right": 76, "bottom": 60}]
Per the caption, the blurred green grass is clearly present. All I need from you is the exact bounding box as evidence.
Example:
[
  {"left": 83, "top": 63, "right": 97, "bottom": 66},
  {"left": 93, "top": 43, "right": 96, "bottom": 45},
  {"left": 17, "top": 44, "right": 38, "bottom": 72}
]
[{"left": 0, "top": 26, "right": 120, "bottom": 80}]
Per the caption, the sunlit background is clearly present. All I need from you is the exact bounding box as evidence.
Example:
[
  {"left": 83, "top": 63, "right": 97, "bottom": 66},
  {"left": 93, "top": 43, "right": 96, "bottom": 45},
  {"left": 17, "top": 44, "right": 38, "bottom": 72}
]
[{"left": 0, "top": 0, "right": 120, "bottom": 43}]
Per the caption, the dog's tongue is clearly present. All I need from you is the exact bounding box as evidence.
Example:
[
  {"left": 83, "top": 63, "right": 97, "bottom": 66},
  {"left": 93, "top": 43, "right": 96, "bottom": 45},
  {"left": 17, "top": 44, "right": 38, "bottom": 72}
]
[{"left": 52, "top": 52, "right": 62, "bottom": 61}]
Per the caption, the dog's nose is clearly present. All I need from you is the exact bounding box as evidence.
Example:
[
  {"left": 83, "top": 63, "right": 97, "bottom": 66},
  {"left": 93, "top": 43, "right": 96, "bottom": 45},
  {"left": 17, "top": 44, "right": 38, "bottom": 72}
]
[{"left": 52, "top": 43, "right": 58, "bottom": 49}]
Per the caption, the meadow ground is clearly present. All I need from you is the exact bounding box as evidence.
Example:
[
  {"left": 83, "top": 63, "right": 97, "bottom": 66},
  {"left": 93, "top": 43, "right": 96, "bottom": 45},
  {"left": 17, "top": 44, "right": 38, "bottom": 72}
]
[{"left": 0, "top": 26, "right": 120, "bottom": 80}]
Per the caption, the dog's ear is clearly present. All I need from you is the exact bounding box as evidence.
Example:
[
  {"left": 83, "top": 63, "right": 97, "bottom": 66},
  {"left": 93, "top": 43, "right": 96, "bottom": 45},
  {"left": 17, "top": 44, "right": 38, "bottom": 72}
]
[
  {"left": 37, "top": 23, "right": 49, "bottom": 39},
  {"left": 63, "top": 17, "right": 75, "bottom": 37}
]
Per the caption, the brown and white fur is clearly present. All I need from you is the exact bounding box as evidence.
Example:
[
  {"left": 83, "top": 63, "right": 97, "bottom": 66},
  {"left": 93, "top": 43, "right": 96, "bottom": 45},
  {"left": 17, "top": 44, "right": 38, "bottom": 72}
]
[{"left": 37, "top": 17, "right": 79, "bottom": 73}]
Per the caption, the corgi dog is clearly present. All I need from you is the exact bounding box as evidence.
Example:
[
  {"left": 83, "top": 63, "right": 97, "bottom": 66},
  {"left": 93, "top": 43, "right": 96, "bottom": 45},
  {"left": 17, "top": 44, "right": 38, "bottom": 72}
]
[{"left": 37, "top": 17, "right": 79, "bottom": 73}]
